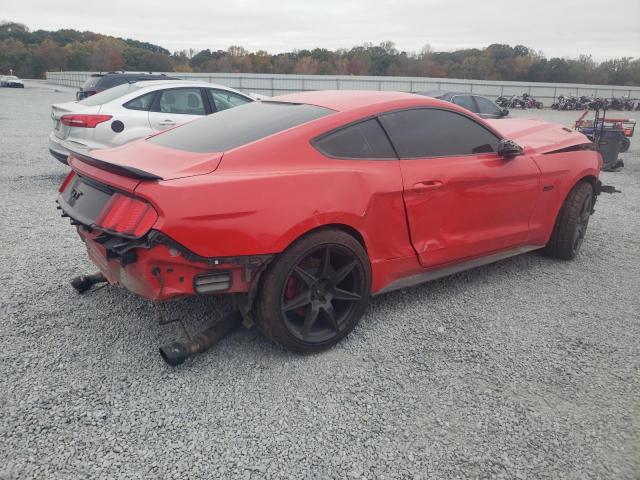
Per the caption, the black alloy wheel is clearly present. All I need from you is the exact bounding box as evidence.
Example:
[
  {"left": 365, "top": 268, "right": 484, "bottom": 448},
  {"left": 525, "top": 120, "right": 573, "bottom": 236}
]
[
  {"left": 255, "top": 229, "right": 371, "bottom": 352},
  {"left": 281, "top": 244, "right": 364, "bottom": 343}
]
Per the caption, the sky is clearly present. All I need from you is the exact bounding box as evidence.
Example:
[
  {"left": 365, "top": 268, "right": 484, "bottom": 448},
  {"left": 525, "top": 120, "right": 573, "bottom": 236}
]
[{"left": 4, "top": 0, "right": 640, "bottom": 60}]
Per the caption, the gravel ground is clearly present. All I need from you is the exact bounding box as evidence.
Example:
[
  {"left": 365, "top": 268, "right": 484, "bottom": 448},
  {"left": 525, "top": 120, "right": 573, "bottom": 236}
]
[{"left": 1, "top": 81, "right": 638, "bottom": 479}]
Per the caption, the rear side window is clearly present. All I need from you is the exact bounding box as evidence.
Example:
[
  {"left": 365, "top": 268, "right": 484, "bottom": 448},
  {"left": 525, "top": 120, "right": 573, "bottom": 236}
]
[
  {"left": 78, "top": 84, "right": 142, "bottom": 106},
  {"left": 379, "top": 108, "right": 500, "bottom": 158},
  {"left": 99, "top": 76, "right": 129, "bottom": 89},
  {"left": 208, "top": 89, "right": 252, "bottom": 111},
  {"left": 124, "top": 92, "right": 157, "bottom": 111},
  {"left": 452, "top": 95, "right": 477, "bottom": 113},
  {"left": 154, "top": 88, "right": 206, "bottom": 115},
  {"left": 314, "top": 119, "right": 396, "bottom": 159},
  {"left": 150, "top": 101, "right": 333, "bottom": 153},
  {"left": 475, "top": 96, "right": 502, "bottom": 116}
]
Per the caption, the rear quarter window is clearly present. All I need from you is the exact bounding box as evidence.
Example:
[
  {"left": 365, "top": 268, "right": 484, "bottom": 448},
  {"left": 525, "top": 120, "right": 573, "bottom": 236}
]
[
  {"left": 149, "top": 101, "right": 333, "bottom": 153},
  {"left": 452, "top": 95, "right": 477, "bottom": 113},
  {"left": 475, "top": 96, "right": 502, "bottom": 116},
  {"left": 314, "top": 119, "right": 396, "bottom": 159},
  {"left": 124, "top": 91, "right": 157, "bottom": 111},
  {"left": 78, "top": 84, "right": 142, "bottom": 106}
]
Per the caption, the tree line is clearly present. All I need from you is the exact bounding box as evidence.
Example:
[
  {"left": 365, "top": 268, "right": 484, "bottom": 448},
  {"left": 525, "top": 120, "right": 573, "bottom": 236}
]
[{"left": 1, "top": 21, "right": 638, "bottom": 86}]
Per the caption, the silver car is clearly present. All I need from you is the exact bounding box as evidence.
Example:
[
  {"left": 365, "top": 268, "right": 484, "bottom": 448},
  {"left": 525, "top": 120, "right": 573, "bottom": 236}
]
[
  {"left": 1, "top": 75, "right": 25, "bottom": 88},
  {"left": 49, "top": 80, "right": 256, "bottom": 164}
]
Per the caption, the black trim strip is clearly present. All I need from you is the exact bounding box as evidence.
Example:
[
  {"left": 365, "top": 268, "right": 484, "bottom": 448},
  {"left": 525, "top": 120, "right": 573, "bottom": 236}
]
[
  {"left": 375, "top": 246, "right": 540, "bottom": 295},
  {"left": 542, "top": 143, "right": 596, "bottom": 155},
  {"left": 67, "top": 147, "right": 162, "bottom": 180}
]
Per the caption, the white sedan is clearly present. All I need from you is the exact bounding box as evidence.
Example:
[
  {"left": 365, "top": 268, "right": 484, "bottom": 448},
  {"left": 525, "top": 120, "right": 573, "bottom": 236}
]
[
  {"left": 1, "top": 75, "right": 25, "bottom": 88},
  {"left": 49, "top": 80, "right": 255, "bottom": 163}
]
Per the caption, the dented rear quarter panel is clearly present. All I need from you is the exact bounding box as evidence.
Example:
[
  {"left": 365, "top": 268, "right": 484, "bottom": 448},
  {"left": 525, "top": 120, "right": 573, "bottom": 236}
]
[{"left": 134, "top": 132, "right": 413, "bottom": 265}]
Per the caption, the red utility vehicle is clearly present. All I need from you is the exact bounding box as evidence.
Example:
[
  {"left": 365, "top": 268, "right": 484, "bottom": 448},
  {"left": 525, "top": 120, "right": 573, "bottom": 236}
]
[{"left": 58, "top": 91, "right": 603, "bottom": 354}]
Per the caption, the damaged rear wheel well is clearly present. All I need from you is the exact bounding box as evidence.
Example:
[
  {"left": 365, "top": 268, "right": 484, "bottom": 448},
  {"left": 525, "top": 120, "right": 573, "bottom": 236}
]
[{"left": 318, "top": 224, "right": 368, "bottom": 253}]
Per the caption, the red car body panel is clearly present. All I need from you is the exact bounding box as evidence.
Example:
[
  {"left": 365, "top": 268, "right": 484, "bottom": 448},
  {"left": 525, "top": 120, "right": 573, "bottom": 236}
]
[
  {"left": 86, "top": 141, "right": 224, "bottom": 180},
  {"left": 79, "top": 228, "right": 251, "bottom": 300},
  {"left": 59, "top": 90, "right": 602, "bottom": 301}
]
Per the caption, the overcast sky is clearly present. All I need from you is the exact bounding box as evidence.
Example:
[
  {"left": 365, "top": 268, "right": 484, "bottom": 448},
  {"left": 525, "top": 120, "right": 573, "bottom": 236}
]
[{"left": 4, "top": 0, "right": 639, "bottom": 60}]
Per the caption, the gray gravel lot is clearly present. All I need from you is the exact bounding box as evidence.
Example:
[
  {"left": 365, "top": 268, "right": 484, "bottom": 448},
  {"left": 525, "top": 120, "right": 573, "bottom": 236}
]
[{"left": 1, "top": 80, "right": 638, "bottom": 479}]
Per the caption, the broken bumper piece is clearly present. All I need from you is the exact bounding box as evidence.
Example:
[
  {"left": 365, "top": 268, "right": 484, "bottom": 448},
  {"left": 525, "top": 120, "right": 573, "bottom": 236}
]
[{"left": 76, "top": 227, "right": 272, "bottom": 301}]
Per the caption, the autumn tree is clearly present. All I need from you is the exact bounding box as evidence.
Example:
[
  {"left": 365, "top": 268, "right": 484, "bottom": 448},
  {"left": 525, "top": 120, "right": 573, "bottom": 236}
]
[{"left": 0, "top": 21, "right": 638, "bottom": 85}]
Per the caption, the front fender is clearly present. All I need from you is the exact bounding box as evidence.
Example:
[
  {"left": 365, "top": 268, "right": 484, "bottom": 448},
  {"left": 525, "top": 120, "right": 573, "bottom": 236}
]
[{"left": 527, "top": 150, "right": 601, "bottom": 245}]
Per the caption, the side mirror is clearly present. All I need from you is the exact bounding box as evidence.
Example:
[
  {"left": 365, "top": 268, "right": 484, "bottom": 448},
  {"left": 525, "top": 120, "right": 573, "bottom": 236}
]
[
  {"left": 500, "top": 108, "right": 509, "bottom": 117},
  {"left": 498, "top": 139, "right": 523, "bottom": 159}
]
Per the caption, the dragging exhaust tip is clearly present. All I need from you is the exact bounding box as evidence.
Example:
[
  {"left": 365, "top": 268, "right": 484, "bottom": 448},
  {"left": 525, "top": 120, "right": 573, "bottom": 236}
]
[
  {"left": 70, "top": 272, "right": 107, "bottom": 294},
  {"left": 159, "top": 343, "right": 189, "bottom": 366},
  {"left": 158, "top": 311, "right": 243, "bottom": 366}
]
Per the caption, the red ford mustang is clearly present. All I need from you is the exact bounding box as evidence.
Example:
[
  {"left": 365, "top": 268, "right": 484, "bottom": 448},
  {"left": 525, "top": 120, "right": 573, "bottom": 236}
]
[{"left": 58, "top": 90, "right": 602, "bottom": 353}]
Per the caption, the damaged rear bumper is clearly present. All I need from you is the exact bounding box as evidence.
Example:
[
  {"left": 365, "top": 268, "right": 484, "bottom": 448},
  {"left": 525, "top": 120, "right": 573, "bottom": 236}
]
[{"left": 76, "top": 227, "right": 272, "bottom": 301}]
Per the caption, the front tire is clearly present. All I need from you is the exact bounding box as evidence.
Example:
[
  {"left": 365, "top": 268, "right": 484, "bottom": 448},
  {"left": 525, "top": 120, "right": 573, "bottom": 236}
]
[
  {"left": 543, "top": 182, "right": 594, "bottom": 260},
  {"left": 254, "top": 229, "right": 371, "bottom": 353}
]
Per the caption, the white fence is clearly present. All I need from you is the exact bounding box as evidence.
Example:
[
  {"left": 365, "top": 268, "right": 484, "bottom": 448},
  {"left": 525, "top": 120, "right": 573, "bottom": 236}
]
[{"left": 46, "top": 71, "right": 640, "bottom": 104}]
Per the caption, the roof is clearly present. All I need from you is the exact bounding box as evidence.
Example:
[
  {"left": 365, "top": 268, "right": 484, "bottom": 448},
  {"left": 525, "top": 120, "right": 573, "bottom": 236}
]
[
  {"left": 92, "top": 72, "right": 174, "bottom": 77},
  {"left": 272, "top": 90, "right": 429, "bottom": 112},
  {"left": 130, "top": 79, "right": 245, "bottom": 93}
]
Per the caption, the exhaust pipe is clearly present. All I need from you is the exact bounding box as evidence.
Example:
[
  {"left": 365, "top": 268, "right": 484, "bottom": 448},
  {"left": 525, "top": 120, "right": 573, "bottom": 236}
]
[
  {"left": 70, "top": 272, "right": 107, "bottom": 293},
  {"left": 159, "top": 311, "right": 242, "bottom": 366}
]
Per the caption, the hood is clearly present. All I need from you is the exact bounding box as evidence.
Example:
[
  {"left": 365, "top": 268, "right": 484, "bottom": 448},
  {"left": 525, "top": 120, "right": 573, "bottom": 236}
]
[
  {"left": 68, "top": 139, "right": 223, "bottom": 182},
  {"left": 486, "top": 118, "right": 591, "bottom": 154}
]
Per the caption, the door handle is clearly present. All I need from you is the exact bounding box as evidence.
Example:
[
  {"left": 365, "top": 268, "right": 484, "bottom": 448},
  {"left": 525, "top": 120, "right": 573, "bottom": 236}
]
[
  {"left": 413, "top": 180, "right": 444, "bottom": 192},
  {"left": 158, "top": 120, "right": 176, "bottom": 126}
]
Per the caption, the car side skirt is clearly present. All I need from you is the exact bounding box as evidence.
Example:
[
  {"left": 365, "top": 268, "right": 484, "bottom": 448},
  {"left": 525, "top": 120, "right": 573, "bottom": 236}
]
[{"left": 375, "top": 245, "right": 541, "bottom": 295}]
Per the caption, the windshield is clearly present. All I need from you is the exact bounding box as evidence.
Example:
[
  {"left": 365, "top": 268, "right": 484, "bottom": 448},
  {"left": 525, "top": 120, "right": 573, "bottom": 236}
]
[
  {"left": 149, "top": 101, "right": 333, "bottom": 153},
  {"left": 78, "top": 84, "right": 142, "bottom": 106},
  {"left": 7, "top": 76, "right": 18, "bottom": 80}
]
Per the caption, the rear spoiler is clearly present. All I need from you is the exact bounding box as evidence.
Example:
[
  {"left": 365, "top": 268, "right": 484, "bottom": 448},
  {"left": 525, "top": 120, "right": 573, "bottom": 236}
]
[{"left": 66, "top": 146, "right": 162, "bottom": 181}]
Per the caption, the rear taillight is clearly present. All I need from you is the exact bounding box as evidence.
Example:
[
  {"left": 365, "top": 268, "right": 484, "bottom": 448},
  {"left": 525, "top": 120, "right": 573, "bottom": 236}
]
[
  {"left": 95, "top": 193, "right": 158, "bottom": 237},
  {"left": 59, "top": 171, "right": 76, "bottom": 192},
  {"left": 60, "top": 114, "right": 112, "bottom": 128}
]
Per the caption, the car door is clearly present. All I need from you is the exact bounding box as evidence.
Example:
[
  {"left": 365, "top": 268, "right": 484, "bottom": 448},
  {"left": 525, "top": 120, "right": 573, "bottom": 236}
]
[
  {"left": 91, "top": 90, "right": 158, "bottom": 147},
  {"left": 378, "top": 108, "right": 541, "bottom": 268},
  {"left": 148, "top": 88, "right": 208, "bottom": 132}
]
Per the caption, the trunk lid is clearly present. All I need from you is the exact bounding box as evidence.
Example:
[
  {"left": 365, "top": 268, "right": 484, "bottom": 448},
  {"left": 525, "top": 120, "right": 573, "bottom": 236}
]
[
  {"left": 486, "top": 118, "right": 591, "bottom": 154},
  {"left": 62, "top": 142, "right": 223, "bottom": 231},
  {"left": 51, "top": 101, "right": 101, "bottom": 140},
  {"left": 68, "top": 139, "right": 223, "bottom": 183}
]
